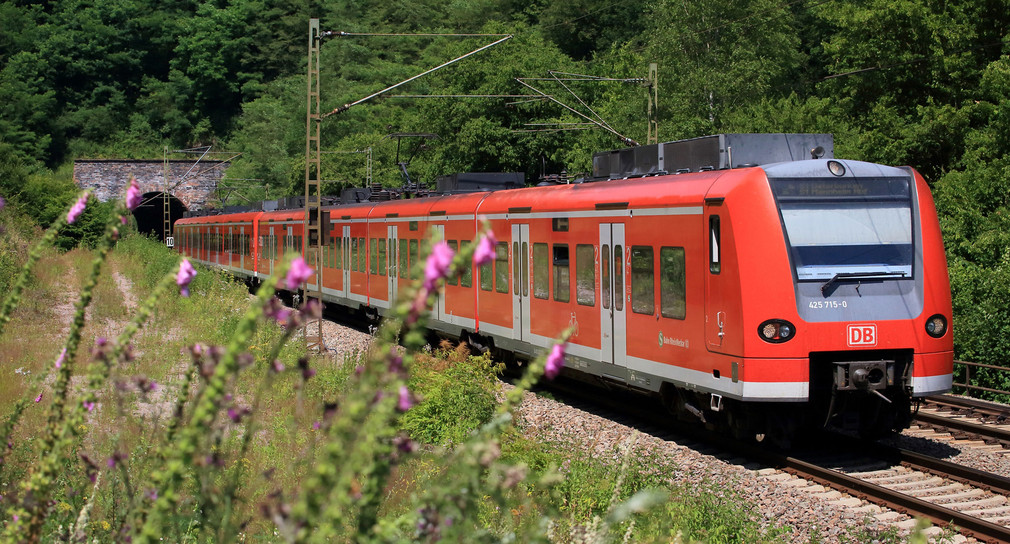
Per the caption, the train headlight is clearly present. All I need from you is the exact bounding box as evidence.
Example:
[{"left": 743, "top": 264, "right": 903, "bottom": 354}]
[
  {"left": 827, "top": 160, "right": 846, "bottom": 176},
  {"left": 925, "top": 314, "right": 947, "bottom": 338},
  {"left": 758, "top": 319, "right": 796, "bottom": 343}
]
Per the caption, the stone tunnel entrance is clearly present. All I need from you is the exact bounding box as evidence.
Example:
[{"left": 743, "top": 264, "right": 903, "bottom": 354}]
[{"left": 133, "top": 192, "right": 187, "bottom": 242}]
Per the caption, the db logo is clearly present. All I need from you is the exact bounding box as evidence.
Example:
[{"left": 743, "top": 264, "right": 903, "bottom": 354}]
[{"left": 847, "top": 324, "right": 877, "bottom": 347}]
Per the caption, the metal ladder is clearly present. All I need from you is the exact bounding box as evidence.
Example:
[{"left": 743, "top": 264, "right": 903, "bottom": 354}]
[{"left": 303, "top": 18, "right": 324, "bottom": 352}]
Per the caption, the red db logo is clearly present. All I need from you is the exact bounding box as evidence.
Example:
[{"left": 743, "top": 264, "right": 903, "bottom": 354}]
[{"left": 847, "top": 324, "right": 877, "bottom": 347}]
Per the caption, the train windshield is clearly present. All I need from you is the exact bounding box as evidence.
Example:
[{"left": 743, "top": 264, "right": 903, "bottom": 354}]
[{"left": 770, "top": 176, "right": 913, "bottom": 281}]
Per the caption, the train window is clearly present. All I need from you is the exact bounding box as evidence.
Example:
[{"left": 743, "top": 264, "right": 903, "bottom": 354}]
[
  {"left": 553, "top": 244, "right": 570, "bottom": 303},
  {"left": 631, "top": 246, "right": 655, "bottom": 315},
  {"left": 513, "top": 242, "right": 520, "bottom": 294},
  {"left": 576, "top": 244, "right": 595, "bottom": 306},
  {"left": 335, "top": 237, "right": 342, "bottom": 269},
  {"left": 495, "top": 242, "right": 509, "bottom": 293},
  {"left": 377, "top": 239, "right": 386, "bottom": 277},
  {"left": 409, "top": 221, "right": 418, "bottom": 231},
  {"left": 447, "top": 241, "right": 459, "bottom": 286},
  {"left": 522, "top": 241, "right": 528, "bottom": 296},
  {"left": 602, "top": 244, "right": 611, "bottom": 310},
  {"left": 552, "top": 218, "right": 569, "bottom": 232},
  {"left": 480, "top": 254, "right": 493, "bottom": 292},
  {"left": 358, "top": 237, "right": 366, "bottom": 272},
  {"left": 460, "top": 240, "right": 472, "bottom": 287},
  {"left": 709, "top": 215, "right": 721, "bottom": 274},
  {"left": 660, "top": 247, "right": 686, "bottom": 319},
  {"left": 351, "top": 237, "right": 359, "bottom": 271},
  {"left": 369, "top": 238, "right": 378, "bottom": 274},
  {"left": 409, "top": 239, "right": 418, "bottom": 279},
  {"left": 399, "top": 239, "right": 409, "bottom": 278},
  {"left": 533, "top": 243, "right": 548, "bottom": 299}
]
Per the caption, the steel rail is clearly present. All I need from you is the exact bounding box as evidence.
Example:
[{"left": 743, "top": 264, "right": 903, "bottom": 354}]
[
  {"left": 891, "top": 445, "right": 1010, "bottom": 495},
  {"left": 914, "top": 410, "right": 1010, "bottom": 446},
  {"left": 925, "top": 394, "right": 1010, "bottom": 419},
  {"left": 913, "top": 412, "right": 1010, "bottom": 450},
  {"left": 778, "top": 454, "right": 1010, "bottom": 544}
]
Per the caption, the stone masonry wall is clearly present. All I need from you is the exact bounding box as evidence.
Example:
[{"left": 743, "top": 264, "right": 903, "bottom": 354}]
[{"left": 73, "top": 159, "right": 228, "bottom": 211}]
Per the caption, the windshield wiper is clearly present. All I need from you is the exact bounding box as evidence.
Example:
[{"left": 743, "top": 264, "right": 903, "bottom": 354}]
[{"left": 821, "top": 271, "right": 908, "bottom": 295}]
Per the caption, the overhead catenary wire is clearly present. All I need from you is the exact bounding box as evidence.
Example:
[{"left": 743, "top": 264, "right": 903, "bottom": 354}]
[
  {"left": 320, "top": 34, "right": 513, "bottom": 119},
  {"left": 332, "top": 32, "right": 510, "bottom": 37},
  {"left": 136, "top": 150, "right": 241, "bottom": 209},
  {"left": 511, "top": 127, "right": 593, "bottom": 133},
  {"left": 516, "top": 77, "right": 638, "bottom": 146},
  {"left": 548, "top": 69, "right": 619, "bottom": 136},
  {"left": 384, "top": 94, "right": 535, "bottom": 99}
]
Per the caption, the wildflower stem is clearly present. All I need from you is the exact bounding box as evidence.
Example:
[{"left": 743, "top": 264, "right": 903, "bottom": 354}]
[
  {"left": 135, "top": 262, "right": 289, "bottom": 543},
  {"left": 218, "top": 326, "right": 296, "bottom": 540}
]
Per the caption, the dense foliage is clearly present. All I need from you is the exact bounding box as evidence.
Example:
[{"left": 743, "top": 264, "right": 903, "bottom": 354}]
[{"left": 2, "top": 0, "right": 1009, "bottom": 390}]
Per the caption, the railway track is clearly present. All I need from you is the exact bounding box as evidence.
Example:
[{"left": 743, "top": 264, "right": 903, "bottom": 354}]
[
  {"left": 782, "top": 441, "right": 1010, "bottom": 543},
  {"left": 912, "top": 395, "right": 1010, "bottom": 450},
  {"left": 539, "top": 380, "right": 1010, "bottom": 542}
]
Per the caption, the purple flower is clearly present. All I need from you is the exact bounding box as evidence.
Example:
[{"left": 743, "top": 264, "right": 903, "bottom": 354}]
[
  {"left": 0, "top": 195, "right": 5, "bottom": 210},
  {"left": 298, "top": 357, "right": 315, "bottom": 380},
  {"left": 109, "top": 451, "right": 127, "bottom": 468},
  {"left": 545, "top": 343, "right": 566, "bottom": 380},
  {"left": 126, "top": 176, "right": 141, "bottom": 211},
  {"left": 55, "top": 348, "right": 66, "bottom": 369},
  {"left": 67, "top": 194, "right": 88, "bottom": 224},
  {"left": 397, "top": 385, "right": 414, "bottom": 412},
  {"left": 83, "top": 401, "right": 95, "bottom": 412},
  {"left": 389, "top": 353, "right": 404, "bottom": 374},
  {"left": 285, "top": 256, "right": 314, "bottom": 290},
  {"left": 265, "top": 297, "right": 292, "bottom": 325},
  {"left": 34, "top": 392, "right": 42, "bottom": 403},
  {"left": 177, "top": 259, "right": 196, "bottom": 297},
  {"left": 423, "top": 241, "right": 455, "bottom": 292},
  {"left": 473, "top": 230, "right": 498, "bottom": 267},
  {"left": 227, "top": 407, "right": 249, "bottom": 423},
  {"left": 270, "top": 359, "right": 285, "bottom": 373}
]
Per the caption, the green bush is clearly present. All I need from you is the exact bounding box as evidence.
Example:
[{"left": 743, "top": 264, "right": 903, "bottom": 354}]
[{"left": 402, "top": 343, "right": 502, "bottom": 446}]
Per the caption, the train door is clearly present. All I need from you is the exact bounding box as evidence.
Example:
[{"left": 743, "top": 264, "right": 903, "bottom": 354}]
[
  {"left": 215, "top": 227, "right": 221, "bottom": 265},
  {"left": 432, "top": 224, "right": 445, "bottom": 321},
  {"left": 704, "top": 206, "right": 740, "bottom": 355},
  {"left": 511, "top": 224, "right": 530, "bottom": 342},
  {"left": 227, "top": 226, "right": 233, "bottom": 268},
  {"left": 600, "top": 223, "right": 627, "bottom": 369},
  {"left": 388, "top": 225, "right": 398, "bottom": 304},
  {"left": 340, "top": 226, "right": 350, "bottom": 298}
]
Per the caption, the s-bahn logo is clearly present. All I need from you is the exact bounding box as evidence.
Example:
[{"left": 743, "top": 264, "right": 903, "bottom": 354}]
[{"left": 847, "top": 324, "right": 877, "bottom": 347}]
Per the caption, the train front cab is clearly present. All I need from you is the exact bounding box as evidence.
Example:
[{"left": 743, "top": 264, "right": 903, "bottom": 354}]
[{"left": 723, "top": 160, "right": 954, "bottom": 440}]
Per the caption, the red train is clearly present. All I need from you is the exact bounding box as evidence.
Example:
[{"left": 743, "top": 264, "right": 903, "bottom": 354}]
[{"left": 175, "top": 134, "right": 953, "bottom": 444}]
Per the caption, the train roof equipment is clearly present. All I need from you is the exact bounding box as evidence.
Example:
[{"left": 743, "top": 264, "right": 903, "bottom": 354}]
[{"left": 591, "top": 133, "right": 834, "bottom": 180}]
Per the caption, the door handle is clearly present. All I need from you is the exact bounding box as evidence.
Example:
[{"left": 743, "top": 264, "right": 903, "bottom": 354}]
[{"left": 717, "top": 311, "right": 725, "bottom": 339}]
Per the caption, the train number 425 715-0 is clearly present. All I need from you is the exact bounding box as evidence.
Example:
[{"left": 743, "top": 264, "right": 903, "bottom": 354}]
[{"left": 809, "top": 300, "right": 848, "bottom": 309}]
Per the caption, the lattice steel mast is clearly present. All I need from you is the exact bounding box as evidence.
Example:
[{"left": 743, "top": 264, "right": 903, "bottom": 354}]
[{"left": 303, "top": 18, "right": 325, "bottom": 352}]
